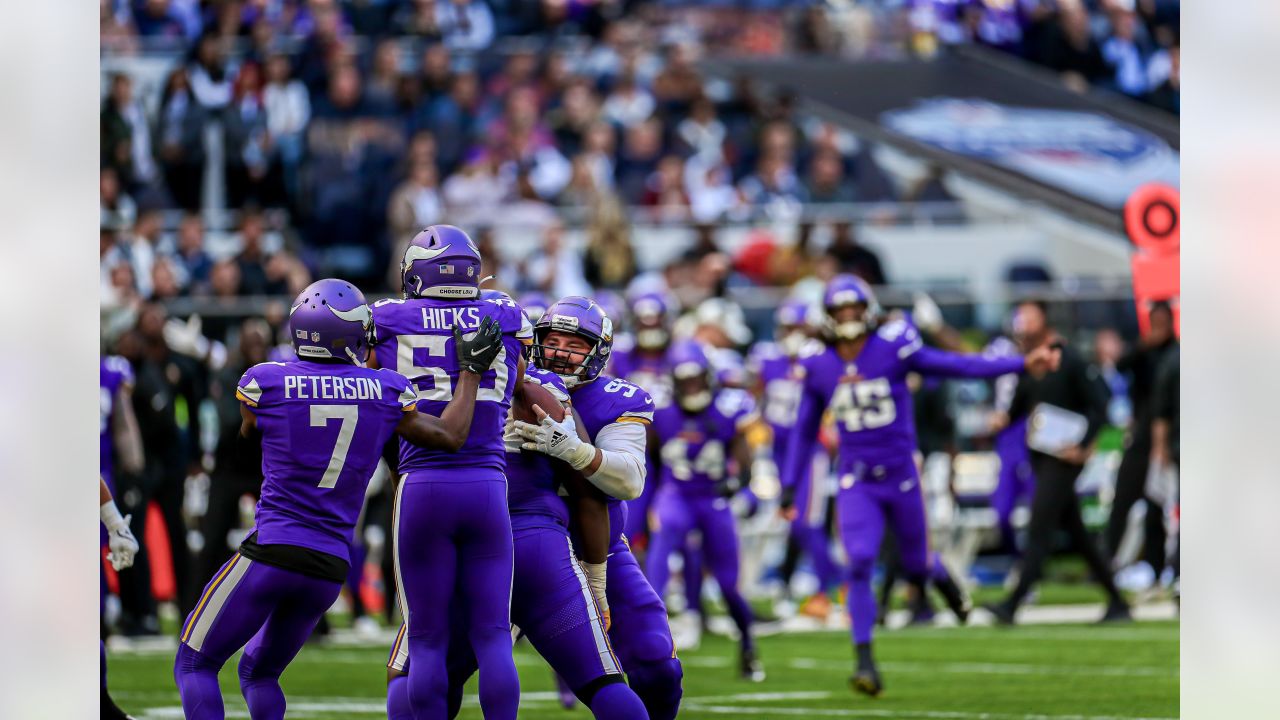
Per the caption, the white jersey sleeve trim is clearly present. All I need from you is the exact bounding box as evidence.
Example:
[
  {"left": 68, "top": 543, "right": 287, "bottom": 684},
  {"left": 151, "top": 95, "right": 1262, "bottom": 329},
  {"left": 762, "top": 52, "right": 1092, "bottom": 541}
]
[{"left": 586, "top": 420, "right": 648, "bottom": 501}]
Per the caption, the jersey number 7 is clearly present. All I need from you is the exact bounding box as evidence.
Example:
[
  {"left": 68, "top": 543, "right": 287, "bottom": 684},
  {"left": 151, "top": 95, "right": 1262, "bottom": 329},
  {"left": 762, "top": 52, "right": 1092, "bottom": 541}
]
[{"left": 312, "top": 405, "right": 358, "bottom": 488}]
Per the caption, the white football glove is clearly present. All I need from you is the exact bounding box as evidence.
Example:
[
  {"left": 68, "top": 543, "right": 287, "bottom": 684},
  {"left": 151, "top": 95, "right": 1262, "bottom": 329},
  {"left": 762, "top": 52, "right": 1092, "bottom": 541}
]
[
  {"left": 513, "top": 410, "right": 596, "bottom": 471},
  {"left": 101, "top": 501, "right": 139, "bottom": 571},
  {"left": 582, "top": 561, "right": 610, "bottom": 631},
  {"left": 912, "top": 291, "right": 944, "bottom": 334}
]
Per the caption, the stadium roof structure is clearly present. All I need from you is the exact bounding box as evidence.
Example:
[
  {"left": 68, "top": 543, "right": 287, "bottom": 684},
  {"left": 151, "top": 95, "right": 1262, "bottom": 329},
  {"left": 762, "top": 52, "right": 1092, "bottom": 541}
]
[{"left": 704, "top": 46, "right": 1180, "bottom": 234}]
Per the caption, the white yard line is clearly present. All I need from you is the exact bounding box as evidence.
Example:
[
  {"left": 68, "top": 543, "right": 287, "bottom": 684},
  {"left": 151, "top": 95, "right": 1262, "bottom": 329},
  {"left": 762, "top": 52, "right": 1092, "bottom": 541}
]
[
  {"left": 785, "top": 657, "right": 1175, "bottom": 678},
  {"left": 678, "top": 702, "right": 1177, "bottom": 720}
]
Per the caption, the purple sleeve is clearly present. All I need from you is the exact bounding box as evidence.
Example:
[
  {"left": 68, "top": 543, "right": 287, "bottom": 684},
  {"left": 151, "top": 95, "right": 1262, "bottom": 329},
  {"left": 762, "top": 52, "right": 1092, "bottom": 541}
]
[
  {"left": 780, "top": 369, "right": 823, "bottom": 492},
  {"left": 905, "top": 344, "right": 1026, "bottom": 379}
]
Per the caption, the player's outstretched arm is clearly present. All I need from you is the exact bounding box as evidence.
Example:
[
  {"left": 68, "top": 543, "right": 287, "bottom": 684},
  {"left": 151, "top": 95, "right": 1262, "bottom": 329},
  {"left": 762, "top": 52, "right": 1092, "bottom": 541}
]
[
  {"left": 907, "top": 340, "right": 1049, "bottom": 379},
  {"left": 100, "top": 476, "right": 138, "bottom": 571},
  {"left": 397, "top": 317, "right": 504, "bottom": 450}
]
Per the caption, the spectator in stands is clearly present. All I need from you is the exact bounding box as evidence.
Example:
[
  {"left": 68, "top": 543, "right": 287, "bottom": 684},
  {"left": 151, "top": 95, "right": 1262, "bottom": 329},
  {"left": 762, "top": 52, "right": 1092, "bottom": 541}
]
[
  {"left": 805, "top": 149, "right": 857, "bottom": 204},
  {"left": 418, "top": 44, "right": 454, "bottom": 102},
  {"left": 226, "top": 62, "right": 285, "bottom": 209},
  {"left": 134, "top": 0, "right": 187, "bottom": 42},
  {"left": 582, "top": 195, "right": 637, "bottom": 291},
  {"left": 676, "top": 96, "right": 727, "bottom": 162},
  {"left": 101, "top": 73, "right": 159, "bottom": 195},
  {"left": 685, "top": 154, "right": 744, "bottom": 223},
  {"left": 906, "top": 164, "right": 960, "bottom": 207},
  {"left": 525, "top": 220, "right": 590, "bottom": 298},
  {"left": 151, "top": 257, "right": 184, "bottom": 301},
  {"left": 738, "top": 154, "right": 807, "bottom": 219},
  {"left": 825, "top": 221, "right": 887, "bottom": 286},
  {"left": 602, "top": 66, "right": 656, "bottom": 129},
  {"left": 1100, "top": 2, "right": 1154, "bottom": 97},
  {"left": 122, "top": 210, "right": 165, "bottom": 300},
  {"left": 100, "top": 167, "right": 138, "bottom": 233},
  {"left": 642, "top": 154, "right": 690, "bottom": 214},
  {"left": 395, "top": 0, "right": 445, "bottom": 40},
  {"left": 157, "top": 67, "right": 208, "bottom": 212},
  {"left": 263, "top": 52, "right": 311, "bottom": 205},
  {"left": 548, "top": 79, "right": 601, "bottom": 158},
  {"left": 1039, "top": 2, "right": 1110, "bottom": 92},
  {"left": 653, "top": 42, "right": 703, "bottom": 115},
  {"left": 443, "top": 148, "right": 509, "bottom": 224},
  {"left": 1146, "top": 42, "right": 1179, "bottom": 113},
  {"left": 366, "top": 38, "right": 405, "bottom": 114},
  {"left": 578, "top": 121, "right": 618, "bottom": 193},
  {"left": 615, "top": 117, "right": 666, "bottom": 202},
  {"left": 388, "top": 160, "right": 445, "bottom": 285},
  {"left": 101, "top": 0, "right": 139, "bottom": 54},
  {"left": 437, "top": 0, "right": 496, "bottom": 51},
  {"left": 169, "top": 213, "right": 213, "bottom": 294},
  {"left": 189, "top": 34, "right": 234, "bottom": 111}
]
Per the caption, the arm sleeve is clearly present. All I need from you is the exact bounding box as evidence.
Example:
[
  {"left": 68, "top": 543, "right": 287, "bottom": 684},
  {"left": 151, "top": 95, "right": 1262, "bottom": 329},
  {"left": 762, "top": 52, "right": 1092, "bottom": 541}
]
[
  {"left": 906, "top": 343, "right": 1027, "bottom": 380},
  {"left": 585, "top": 420, "right": 648, "bottom": 501},
  {"left": 1008, "top": 371, "right": 1030, "bottom": 421},
  {"left": 780, "top": 377, "right": 824, "bottom": 492}
]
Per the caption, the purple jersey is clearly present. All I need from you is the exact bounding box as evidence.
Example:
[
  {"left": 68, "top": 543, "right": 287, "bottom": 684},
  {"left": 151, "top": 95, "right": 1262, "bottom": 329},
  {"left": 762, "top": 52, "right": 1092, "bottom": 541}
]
[
  {"left": 237, "top": 360, "right": 417, "bottom": 560},
  {"left": 783, "top": 319, "right": 1024, "bottom": 486},
  {"left": 506, "top": 367, "right": 573, "bottom": 531},
  {"left": 652, "top": 388, "right": 756, "bottom": 498},
  {"left": 748, "top": 341, "right": 803, "bottom": 460},
  {"left": 568, "top": 373, "right": 656, "bottom": 547},
  {"left": 100, "top": 355, "right": 134, "bottom": 483},
  {"left": 608, "top": 343, "right": 672, "bottom": 407},
  {"left": 371, "top": 295, "right": 532, "bottom": 476}
]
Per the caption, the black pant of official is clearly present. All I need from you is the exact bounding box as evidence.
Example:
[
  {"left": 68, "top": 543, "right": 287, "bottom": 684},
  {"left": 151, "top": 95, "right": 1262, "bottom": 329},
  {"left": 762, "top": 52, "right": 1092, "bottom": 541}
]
[
  {"left": 1104, "top": 432, "right": 1167, "bottom": 573},
  {"left": 1004, "top": 454, "right": 1125, "bottom": 610}
]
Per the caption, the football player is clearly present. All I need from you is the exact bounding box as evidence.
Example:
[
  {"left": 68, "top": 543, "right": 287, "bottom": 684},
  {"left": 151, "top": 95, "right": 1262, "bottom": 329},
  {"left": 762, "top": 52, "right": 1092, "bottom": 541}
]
[
  {"left": 985, "top": 332, "right": 1036, "bottom": 553},
  {"left": 750, "top": 298, "right": 841, "bottom": 617},
  {"left": 647, "top": 340, "right": 765, "bottom": 680},
  {"left": 173, "top": 278, "right": 503, "bottom": 720},
  {"left": 100, "top": 355, "right": 144, "bottom": 495},
  {"left": 515, "top": 296, "right": 685, "bottom": 720},
  {"left": 780, "top": 275, "right": 1059, "bottom": 697},
  {"left": 369, "top": 226, "right": 532, "bottom": 720},
  {"left": 101, "top": 476, "right": 139, "bottom": 720}
]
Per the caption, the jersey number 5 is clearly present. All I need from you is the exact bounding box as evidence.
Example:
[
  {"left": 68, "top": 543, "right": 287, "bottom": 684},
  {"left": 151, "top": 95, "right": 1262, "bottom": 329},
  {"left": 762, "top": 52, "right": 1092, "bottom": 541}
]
[
  {"left": 397, "top": 335, "right": 508, "bottom": 403},
  {"left": 831, "top": 378, "right": 896, "bottom": 432},
  {"left": 311, "top": 405, "right": 358, "bottom": 488}
]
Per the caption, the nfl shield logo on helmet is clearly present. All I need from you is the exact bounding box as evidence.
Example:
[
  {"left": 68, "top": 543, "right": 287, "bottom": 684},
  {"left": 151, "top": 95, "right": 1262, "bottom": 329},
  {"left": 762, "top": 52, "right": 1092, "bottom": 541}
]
[{"left": 311, "top": 331, "right": 320, "bottom": 342}]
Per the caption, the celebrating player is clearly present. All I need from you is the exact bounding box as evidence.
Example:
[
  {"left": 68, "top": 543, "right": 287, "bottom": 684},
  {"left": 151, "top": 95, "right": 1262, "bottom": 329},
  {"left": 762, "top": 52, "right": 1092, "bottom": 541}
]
[
  {"left": 780, "top": 274, "right": 1060, "bottom": 697},
  {"left": 370, "top": 226, "right": 531, "bottom": 720},
  {"left": 515, "top": 296, "right": 685, "bottom": 720},
  {"left": 750, "top": 298, "right": 842, "bottom": 617},
  {"left": 173, "top": 278, "right": 502, "bottom": 720},
  {"left": 647, "top": 340, "right": 765, "bottom": 681}
]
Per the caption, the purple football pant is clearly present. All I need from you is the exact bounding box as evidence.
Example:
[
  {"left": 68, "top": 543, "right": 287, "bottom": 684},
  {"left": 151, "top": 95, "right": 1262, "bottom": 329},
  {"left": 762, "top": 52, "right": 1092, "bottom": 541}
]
[
  {"left": 624, "top": 475, "right": 657, "bottom": 542},
  {"left": 791, "top": 457, "right": 840, "bottom": 592},
  {"left": 174, "top": 553, "right": 341, "bottom": 719},
  {"left": 836, "top": 462, "right": 930, "bottom": 646},
  {"left": 608, "top": 542, "right": 683, "bottom": 720},
  {"left": 395, "top": 472, "right": 518, "bottom": 720},
  {"left": 648, "top": 489, "right": 754, "bottom": 649},
  {"left": 679, "top": 535, "right": 705, "bottom": 615},
  {"left": 991, "top": 419, "right": 1035, "bottom": 549}
]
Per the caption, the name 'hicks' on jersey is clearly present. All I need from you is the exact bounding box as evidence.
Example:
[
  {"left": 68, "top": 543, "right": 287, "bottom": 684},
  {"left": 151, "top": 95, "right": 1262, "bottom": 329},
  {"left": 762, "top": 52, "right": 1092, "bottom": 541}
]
[{"left": 371, "top": 295, "right": 533, "bottom": 475}]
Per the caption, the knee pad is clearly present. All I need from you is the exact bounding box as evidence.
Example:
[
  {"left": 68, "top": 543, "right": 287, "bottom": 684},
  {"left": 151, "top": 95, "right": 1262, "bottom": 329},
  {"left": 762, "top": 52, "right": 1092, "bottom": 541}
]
[
  {"left": 847, "top": 554, "right": 876, "bottom": 582},
  {"left": 575, "top": 673, "right": 627, "bottom": 706},
  {"left": 627, "top": 657, "right": 683, "bottom": 720},
  {"left": 175, "top": 644, "right": 221, "bottom": 676}
]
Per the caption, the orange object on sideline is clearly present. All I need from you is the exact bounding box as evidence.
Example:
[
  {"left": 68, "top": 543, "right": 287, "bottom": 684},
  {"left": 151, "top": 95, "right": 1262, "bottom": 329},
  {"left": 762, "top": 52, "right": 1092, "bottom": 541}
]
[
  {"left": 147, "top": 501, "right": 176, "bottom": 601},
  {"left": 1126, "top": 183, "right": 1180, "bottom": 338}
]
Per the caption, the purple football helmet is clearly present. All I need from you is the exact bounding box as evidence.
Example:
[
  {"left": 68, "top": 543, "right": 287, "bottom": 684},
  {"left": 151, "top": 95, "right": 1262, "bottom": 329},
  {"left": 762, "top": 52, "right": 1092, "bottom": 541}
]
[
  {"left": 822, "top": 274, "right": 880, "bottom": 340},
  {"left": 532, "top": 296, "right": 615, "bottom": 388},
  {"left": 518, "top": 291, "right": 551, "bottom": 324},
  {"left": 629, "top": 290, "right": 674, "bottom": 351},
  {"left": 400, "top": 224, "right": 482, "bottom": 300},
  {"left": 667, "top": 339, "right": 714, "bottom": 412},
  {"left": 289, "top": 278, "right": 375, "bottom": 364},
  {"left": 775, "top": 297, "right": 817, "bottom": 356}
]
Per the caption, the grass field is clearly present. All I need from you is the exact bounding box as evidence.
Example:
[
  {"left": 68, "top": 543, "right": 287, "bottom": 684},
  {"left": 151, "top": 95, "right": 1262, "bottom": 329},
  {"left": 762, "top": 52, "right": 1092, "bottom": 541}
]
[{"left": 109, "top": 618, "right": 1179, "bottom": 719}]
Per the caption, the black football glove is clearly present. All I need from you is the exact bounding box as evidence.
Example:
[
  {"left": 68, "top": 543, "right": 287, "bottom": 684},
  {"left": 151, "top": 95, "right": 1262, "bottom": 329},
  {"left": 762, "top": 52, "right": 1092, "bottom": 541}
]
[
  {"left": 454, "top": 316, "right": 504, "bottom": 374},
  {"left": 779, "top": 484, "right": 797, "bottom": 512},
  {"left": 715, "top": 475, "right": 743, "bottom": 500}
]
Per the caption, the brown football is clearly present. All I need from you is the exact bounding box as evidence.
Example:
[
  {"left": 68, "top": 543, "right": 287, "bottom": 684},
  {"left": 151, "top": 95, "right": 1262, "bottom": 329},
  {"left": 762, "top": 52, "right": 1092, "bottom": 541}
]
[{"left": 513, "top": 378, "right": 566, "bottom": 425}]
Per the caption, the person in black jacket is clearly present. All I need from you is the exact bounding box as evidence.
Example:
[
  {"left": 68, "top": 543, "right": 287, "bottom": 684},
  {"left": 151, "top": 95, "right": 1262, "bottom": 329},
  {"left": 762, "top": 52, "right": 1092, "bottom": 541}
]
[
  {"left": 1104, "top": 302, "right": 1178, "bottom": 577},
  {"left": 985, "top": 300, "right": 1131, "bottom": 624}
]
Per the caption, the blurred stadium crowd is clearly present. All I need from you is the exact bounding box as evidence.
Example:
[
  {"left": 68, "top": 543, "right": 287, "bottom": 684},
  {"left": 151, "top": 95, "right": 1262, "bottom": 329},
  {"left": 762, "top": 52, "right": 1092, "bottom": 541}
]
[{"left": 99, "top": 0, "right": 1178, "bottom": 638}]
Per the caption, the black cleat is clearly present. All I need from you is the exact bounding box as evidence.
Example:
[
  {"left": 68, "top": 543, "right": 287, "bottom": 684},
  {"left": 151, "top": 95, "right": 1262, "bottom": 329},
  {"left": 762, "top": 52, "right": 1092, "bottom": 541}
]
[
  {"left": 740, "top": 647, "right": 766, "bottom": 682},
  {"left": 1098, "top": 600, "right": 1133, "bottom": 624},
  {"left": 933, "top": 573, "right": 972, "bottom": 625},
  {"left": 849, "top": 665, "right": 883, "bottom": 698},
  {"left": 102, "top": 689, "right": 136, "bottom": 720},
  {"left": 983, "top": 601, "right": 1017, "bottom": 626}
]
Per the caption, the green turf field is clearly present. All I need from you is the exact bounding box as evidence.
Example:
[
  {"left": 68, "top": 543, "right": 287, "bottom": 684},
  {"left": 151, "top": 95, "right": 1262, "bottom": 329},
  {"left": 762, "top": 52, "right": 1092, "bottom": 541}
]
[{"left": 110, "top": 619, "right": 1178, "bottom": 719}]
